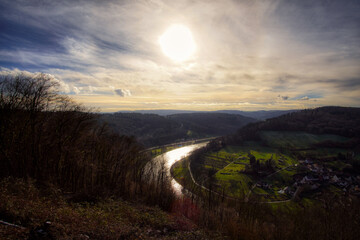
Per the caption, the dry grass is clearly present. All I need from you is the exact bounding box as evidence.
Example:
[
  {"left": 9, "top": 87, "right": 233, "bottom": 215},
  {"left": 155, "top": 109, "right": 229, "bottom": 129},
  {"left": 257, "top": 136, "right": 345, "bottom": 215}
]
[{"left": 0, "top": 178, "right": 219, "bottom": 240}]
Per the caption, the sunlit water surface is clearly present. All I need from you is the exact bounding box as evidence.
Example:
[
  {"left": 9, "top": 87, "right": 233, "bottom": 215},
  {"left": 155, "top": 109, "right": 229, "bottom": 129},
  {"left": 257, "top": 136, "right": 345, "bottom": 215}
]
[{"left": 151, "top": 143, "right": 207, "bottom": 196}]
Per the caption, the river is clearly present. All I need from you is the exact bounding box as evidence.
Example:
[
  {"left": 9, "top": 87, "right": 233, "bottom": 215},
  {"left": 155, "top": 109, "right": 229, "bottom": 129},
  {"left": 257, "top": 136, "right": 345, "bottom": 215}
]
[{"left": 150, "top": 142, "right": 207, "bottom": 196}]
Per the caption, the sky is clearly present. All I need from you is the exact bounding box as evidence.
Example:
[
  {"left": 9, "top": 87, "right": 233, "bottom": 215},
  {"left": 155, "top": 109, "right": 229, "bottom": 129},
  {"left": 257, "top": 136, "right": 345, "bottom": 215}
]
[{"left": 0, "top": 0, "right": 359, "bottom": 112}]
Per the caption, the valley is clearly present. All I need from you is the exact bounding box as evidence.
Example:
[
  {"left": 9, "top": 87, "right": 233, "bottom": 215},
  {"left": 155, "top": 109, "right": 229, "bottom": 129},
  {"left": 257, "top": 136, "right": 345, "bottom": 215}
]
[
  {"left": 100, "top": 112, "right": 257, "bottom": 147},
  {"left": 172, "top": 107, "right": 360, "bottom": 208},
  {"left": 2, "top": 1, "right": 360, "bottom": 238}
]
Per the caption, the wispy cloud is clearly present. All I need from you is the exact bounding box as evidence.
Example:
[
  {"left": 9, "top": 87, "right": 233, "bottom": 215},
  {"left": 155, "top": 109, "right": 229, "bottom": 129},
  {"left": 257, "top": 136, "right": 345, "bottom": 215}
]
[
  {"left": 114, "top": 89, "right": 132, "bottom": 97},
  {"left": 300, "top": 96, "right": 310, "bottom": 101}
]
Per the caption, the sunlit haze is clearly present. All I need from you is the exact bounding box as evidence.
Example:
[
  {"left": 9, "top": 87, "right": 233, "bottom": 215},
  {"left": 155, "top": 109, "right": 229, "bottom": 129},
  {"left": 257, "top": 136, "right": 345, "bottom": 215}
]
[
  {"left": 0, "top": 0, "right": 359, "bottom": 111},
  {"left": 159, "top": 24, "right": 196, "bottom": 62}
]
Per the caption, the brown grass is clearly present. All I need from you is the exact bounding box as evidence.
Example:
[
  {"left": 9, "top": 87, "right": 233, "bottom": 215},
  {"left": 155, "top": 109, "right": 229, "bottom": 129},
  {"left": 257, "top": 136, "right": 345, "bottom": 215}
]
[{"left": 0, "top": 178, "right": 222, "bottom": 240}]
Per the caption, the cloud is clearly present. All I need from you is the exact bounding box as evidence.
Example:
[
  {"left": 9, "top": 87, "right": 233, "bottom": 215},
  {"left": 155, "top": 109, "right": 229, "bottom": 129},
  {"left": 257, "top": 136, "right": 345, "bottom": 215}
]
[
  {"left": 300, "top": 96, "right": 309, "bottom": 100},
  {"left": 321, "top": 78, "right": 360, "bottom": 91},
  {"left": 293, "top": 93, "right": 323, "bottom": 101},
  {"left": 73, "top": 86, "right": 80, "bottom": 94},
  {"left": 0, "top": 68, "right": 71, "bottom": 93},
  {"left": 114, "top": 89, "right": 132, "bottom": 97},
  {"left": 277, "top": 95, "right": 289, "bottom": 101},
  {"left": 0, "top": 68, "right": 32, "bottom": 78},
  {"left": 0, "top": 0, "right": 359, "bottom": 111}
]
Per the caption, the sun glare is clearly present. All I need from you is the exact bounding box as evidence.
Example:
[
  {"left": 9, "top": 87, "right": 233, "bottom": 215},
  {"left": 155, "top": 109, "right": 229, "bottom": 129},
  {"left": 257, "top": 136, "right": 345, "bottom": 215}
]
[{"left": 159, "top": 24, "right": 196, "bottom": 62}]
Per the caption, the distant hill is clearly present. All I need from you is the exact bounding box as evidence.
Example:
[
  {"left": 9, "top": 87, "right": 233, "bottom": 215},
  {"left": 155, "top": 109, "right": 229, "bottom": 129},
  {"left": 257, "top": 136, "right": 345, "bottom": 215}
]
[
  {"left": 169, "top": 112, "right": 256, "bottom": 136},
  {"left": 118, "top": 109, "right": 198, "bottom": 116},
  {"left": 215, "top": 109, "right": 298, "bottom": 120},
  {"left": 100, "top": 112, "right": 257, "bottom": 147},
  {"left": 115, "top": 109, "right": 298, "bottom": 119}
]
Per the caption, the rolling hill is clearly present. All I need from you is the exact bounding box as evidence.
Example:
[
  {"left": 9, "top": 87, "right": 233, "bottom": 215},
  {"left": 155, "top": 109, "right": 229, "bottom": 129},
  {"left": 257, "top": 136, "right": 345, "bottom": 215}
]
[
  {"left": 100, "top": 112, "right": 257, "bottom": 147},
  {"left": 115, "top": 109, "right": 298, "bottom": 120},
  {"left": 226, "top": 106, "right": 360, "bottom": 145}
]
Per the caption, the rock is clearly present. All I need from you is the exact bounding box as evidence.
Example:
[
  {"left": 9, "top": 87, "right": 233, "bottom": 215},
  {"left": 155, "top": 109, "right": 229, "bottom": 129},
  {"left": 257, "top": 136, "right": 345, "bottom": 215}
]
[{"left": 28, "top": 221, "right": 54, "bottom": 240}]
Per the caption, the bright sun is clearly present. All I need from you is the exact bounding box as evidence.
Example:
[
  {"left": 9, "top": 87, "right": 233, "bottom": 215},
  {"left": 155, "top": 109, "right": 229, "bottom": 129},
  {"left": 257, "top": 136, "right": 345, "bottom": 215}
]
[{"left": 159, "top": 24, "right": 196, "bottom": 62}]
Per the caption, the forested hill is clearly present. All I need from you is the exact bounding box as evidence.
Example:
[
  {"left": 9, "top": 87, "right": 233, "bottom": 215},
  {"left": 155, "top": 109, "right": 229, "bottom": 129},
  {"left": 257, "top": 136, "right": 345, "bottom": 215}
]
[
  {"left": 226, "top": 106, "right": 360, "bottom": 144},
  {"left": 100, "top": 112, "right": 257, "bottom": 147},
  {"left": 169, "top": 112, "right": 256, "bottom": 135},
  {"left": 215, "top": 109, "right": 298, "bottom": 120}
]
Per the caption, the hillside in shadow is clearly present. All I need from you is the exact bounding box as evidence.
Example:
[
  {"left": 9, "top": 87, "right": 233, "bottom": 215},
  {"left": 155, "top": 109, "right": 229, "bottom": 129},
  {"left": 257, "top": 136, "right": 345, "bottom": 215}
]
[{"left": 100, "top": 112, "right": 257, "bottom": 147}]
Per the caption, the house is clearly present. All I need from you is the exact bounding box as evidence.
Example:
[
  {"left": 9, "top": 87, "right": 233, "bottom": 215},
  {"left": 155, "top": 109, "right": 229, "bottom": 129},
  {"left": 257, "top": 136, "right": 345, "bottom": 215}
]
[
  {"left": 278, "top": 187, "right": 288, "bottom": 194},
  {"left": 345, "top": 176, "right": 352, "bottom": 182},
  {"left": 319, "top": 174, "right": 330, "bottom": 181},
  {"left": 338, "top": 181, "right": 349, "bottom": 188},
  {"left": 257, "top": 182, "right": 271, "bottom": 189},
  {"left": 312, "top": 164, "right": 324, "bottom": 173},
  {"left": 304, "top": 159, "right": 313, "bottom": 164},
  {"left": 300, "top": 175, "right": 319, "bottom": 184},
  {"left": 285, "top": 187, "right": 295, "bottom": 196},
  {"left": 310, "top": 183, "right": 320, "bottom": 190},
  {"left": 331, "top": 175, "right": 340, "bottom": 183}
]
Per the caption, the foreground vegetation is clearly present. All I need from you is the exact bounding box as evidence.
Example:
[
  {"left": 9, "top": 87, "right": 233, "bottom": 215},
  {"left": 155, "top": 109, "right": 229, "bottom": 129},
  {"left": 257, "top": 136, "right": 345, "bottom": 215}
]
[
  {"left": 0, "top": 73, "right": 167, "bottom": 204},
  {"left": 0, "top": 178, "right": 216, "bottom": 240}
]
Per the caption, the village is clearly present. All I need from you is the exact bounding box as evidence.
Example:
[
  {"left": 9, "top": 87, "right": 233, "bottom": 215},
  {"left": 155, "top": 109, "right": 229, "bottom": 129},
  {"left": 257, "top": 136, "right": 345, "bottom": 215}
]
[{"left": 255, "top": 158, "right": 360, "bottom": 201}]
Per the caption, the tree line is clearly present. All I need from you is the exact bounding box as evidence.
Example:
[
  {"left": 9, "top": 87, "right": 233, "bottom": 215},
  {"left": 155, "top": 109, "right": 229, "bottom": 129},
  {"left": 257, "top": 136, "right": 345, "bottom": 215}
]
[{"left": 0, "top": 73, "right": 174, "bottom": 209}]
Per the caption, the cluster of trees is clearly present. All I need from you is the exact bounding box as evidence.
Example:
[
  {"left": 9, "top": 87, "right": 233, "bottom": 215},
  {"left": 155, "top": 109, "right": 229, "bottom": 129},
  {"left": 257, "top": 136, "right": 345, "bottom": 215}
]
[
  {"left": 247, "top": 153, "right": 275, "bottom": 175},
  {"left": 0, "top": 73, "right": 174, "bottom": 208},
  {"left": 258, "top": 106, "right": 360, "bottom": 137}
]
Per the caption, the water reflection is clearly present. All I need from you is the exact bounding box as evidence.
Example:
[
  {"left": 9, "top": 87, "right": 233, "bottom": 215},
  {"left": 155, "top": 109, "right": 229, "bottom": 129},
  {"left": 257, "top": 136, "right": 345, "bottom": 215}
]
[{"left": 152, "top": 143, "right": 207, "bottom": 196}]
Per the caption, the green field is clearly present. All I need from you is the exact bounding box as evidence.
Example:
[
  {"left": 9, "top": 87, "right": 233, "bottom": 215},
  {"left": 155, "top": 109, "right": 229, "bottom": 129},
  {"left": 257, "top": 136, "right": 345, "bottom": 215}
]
[
  {"left": 171, "top": 158, "right": 198, "bottom": 191},
  {"left": 193, "top": 143, "right": 299, "bottom": 199},
  {"left": 214, "top": 161, "right": 249, "bottom": 197},
  {"left": 215, "top": 171, "right": 253, "bottom": 197},
  {"left": 209, "top": 144, "right": 297, "bottom": 168},
  {"left": 171, "top": 160, "right": 187, "bottom": 180},
  {"left": 174, "top": 131, "right": 357, "bottom": 203}
]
